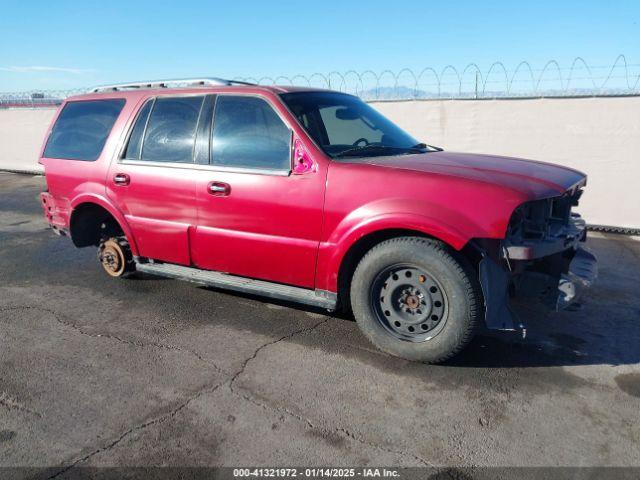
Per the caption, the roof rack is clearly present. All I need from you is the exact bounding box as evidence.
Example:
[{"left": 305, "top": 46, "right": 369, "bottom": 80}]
[{"left": 91, "top": 77, "right": 255, "bottom": 93}]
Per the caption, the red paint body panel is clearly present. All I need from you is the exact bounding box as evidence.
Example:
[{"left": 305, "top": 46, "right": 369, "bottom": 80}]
[
  {"left": 193, "top": 166, "right": 326, "bottom": 287},
  {"left": 316, "top": 161, "right": 525, "bottom": 292},
  {"left": 39, "top": 85, "right": 587, "bottom": 295},
  {"left": 360, "top": 151, "right": 585, "bottom": 199},
  {"left": 106, "top": 163, "right": 199, "bottom": 266},
  {"left": 190, "top": 91, "right": 328, "bottom": 287}
]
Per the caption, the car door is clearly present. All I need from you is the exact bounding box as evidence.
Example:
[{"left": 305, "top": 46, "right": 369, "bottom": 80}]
[
  {"left": 192, "top": 94, "right": 326, "bottom": 289},
  {"left": 107, "top": 94, "right": 209, "bottom": 265}
]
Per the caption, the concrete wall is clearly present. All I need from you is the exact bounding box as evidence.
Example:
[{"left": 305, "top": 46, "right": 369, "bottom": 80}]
[
  {"left": 0, "top": 107, "right": 55, "bottom": 174},
  {"left": 1, "top": 97, "right": 638, "bottom": 228},
  {"left": 372, "top": 96, "right": 640, "bottom": 229}
]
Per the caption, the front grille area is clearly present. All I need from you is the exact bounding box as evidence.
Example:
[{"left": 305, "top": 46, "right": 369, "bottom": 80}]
[
  {"left": 507, "top": 188, "right": 583, "bottom": 241},
  {"left": 503, "top": 186, "right": 587, "bottom": 261}
]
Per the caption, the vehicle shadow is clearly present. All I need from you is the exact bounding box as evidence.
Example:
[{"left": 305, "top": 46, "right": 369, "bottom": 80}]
[
  {"left": 196, "top": 285, "right": 639, "bottom": 369},
  {"left": 196, "top": 235, "right": 640, "bottom": 369},
  {"left": 446, "top": 234, "right": 640, "bottom": 368},
  {"left": 444, "top": 329, "right": 635, "bottom": 368}
]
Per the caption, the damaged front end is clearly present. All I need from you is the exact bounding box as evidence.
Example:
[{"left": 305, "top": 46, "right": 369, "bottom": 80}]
[{"left": 475, "top": 183, "right": 598, "bottom": 332}]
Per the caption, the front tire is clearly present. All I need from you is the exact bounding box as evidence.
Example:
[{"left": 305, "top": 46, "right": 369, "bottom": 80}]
[{"left": 350, "top": 237, "right": 481, "bottom": 363}]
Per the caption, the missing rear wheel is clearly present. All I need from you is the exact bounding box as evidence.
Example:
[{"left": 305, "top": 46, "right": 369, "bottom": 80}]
[{"left": 97, "top": 236, "right": 135, "bottom": 278}]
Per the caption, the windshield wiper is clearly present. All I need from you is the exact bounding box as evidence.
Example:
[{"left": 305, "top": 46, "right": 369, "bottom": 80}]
[
  {"left": 413, "top": 142, "right": 443, "bottom": 152},
  {"left": 334, "top": 144, "right": 424, "bottom": 158}
]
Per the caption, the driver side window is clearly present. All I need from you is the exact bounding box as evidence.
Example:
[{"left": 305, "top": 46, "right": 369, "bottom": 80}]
[{"left": 211, "top": 96, "right": 291, "bottom": 171}]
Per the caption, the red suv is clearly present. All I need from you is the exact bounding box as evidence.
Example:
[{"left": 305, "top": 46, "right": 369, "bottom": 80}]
[{"left": 39, "top": 78, "right": 596, "bottom": 363}]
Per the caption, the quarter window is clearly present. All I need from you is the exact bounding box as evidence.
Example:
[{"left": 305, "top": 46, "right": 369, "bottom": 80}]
[
  {"left": 211, "top": 96, "right": 291, "bottom": 171},
  {"left": 43, "top": 99, "right": 125, "bottom": 161},
  {"left": 140, "top": 96, "right": 204, "bottom": 163},
  {"left": 123, "top": 99, "right": 153, "bottom": 160}
]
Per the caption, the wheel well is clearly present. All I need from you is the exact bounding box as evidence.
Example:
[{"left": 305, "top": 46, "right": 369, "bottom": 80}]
[
  {"left": 70, "top": 203, "right": 124, "bottom": 248},
  {"left": 336, "top": 229, "right": 482, "bottom": 313},
  {"left": 336, "top": 229, "right": 430, "bottom": 312}
]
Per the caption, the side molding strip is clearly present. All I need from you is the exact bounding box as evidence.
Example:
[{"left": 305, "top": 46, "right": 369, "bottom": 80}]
[{"left": 136, "top": 261, "right": 337, "bottom": 310}]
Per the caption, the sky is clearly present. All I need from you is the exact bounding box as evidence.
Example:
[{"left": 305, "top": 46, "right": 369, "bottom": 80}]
[{"left": 0, "top": 0, "right": 638, "bottom": 92}]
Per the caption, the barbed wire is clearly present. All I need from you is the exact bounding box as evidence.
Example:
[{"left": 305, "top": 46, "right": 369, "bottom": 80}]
[
  {"left": 1, "top": 55, "right": 639, "bottom": 106},
  {"left": 0, "top": 88, "right": 85, "bottom": 107},
  {"left": 233, "top": 55, "right": 640, "bottom": 100}
]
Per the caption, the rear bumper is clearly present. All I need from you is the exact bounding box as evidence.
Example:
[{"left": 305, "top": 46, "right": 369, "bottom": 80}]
[{"left": 40, "top": 192, "right": 69, "bottom": 235}]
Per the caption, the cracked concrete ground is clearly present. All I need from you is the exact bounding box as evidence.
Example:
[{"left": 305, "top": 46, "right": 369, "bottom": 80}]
[{"left": 0, "top": 172, "right": 639, "bottom": 476}]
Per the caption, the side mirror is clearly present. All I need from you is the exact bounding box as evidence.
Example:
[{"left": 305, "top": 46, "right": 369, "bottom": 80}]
[{"left": 292, "top": 138, "right": 315, "bottom": 174}]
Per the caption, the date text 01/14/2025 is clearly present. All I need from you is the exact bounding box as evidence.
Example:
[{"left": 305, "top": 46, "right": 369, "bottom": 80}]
[{"left": 232, "top": 468, "right": 400, "bottom": 477}]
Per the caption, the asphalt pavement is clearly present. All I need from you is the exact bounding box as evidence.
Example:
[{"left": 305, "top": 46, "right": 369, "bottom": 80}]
[{"left": 1, "top": 172, "right": 639, "bottom": 476}]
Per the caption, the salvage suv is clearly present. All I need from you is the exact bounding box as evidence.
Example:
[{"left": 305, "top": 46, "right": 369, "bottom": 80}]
[{"left": 39, "top": 78, "right": 597, "bottom": 363}]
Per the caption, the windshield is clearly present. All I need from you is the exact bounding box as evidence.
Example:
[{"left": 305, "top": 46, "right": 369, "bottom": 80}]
[{"left": 281, "top": 91, "right": 431, "bottom": 158}]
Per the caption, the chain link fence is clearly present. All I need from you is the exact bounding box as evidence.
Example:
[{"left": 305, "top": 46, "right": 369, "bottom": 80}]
[{"left": 2, "top": 55, "right": 639, "bottom": 106}]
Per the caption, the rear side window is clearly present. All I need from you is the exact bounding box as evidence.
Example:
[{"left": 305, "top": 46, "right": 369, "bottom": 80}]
[
  {"left": 140, "top": 96, "right": 204, "bottom": 163},
  {"left": 44, "top": 99, "right": 125, "bottom": 161},
  {"left": 211, "top": 96, "right": 291, "bottom": 171}
]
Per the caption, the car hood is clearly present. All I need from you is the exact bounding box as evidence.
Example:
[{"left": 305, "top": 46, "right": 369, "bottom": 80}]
[{"left": 351, "top": 151, "right": 586, "bottom": 199}]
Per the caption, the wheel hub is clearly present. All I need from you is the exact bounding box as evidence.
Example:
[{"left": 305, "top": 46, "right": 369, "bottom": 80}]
[
  {"left": 372, "top": 266, "right": 447, "bottom": 341},
  {"left": 404, "top": 293, "right": 420, "bottom": 310},
  {"left": 98, "top": 239, "right": 126, "bottom": 277}
]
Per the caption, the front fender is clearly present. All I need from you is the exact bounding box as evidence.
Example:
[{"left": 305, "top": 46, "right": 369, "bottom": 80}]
[{"left": 315, "top": 212, "right": 474, "bottom": 293}]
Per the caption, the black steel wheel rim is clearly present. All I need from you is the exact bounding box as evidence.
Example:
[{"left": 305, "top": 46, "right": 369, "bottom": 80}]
[{"left": 370, "top": 264, "right": 448, "bottom": 342}]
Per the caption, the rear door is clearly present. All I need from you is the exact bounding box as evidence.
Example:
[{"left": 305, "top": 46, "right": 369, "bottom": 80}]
[
  {"left": 107, "top": 94, "right": 211, "bottom": 265},
  {"left": 192, "top": 94, "right": 326, "bottom": 288}
]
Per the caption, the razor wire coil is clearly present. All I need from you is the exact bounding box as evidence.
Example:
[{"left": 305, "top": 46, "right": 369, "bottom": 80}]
[{"left": 1, "top": 55, "right": 639, "bottom": 106}]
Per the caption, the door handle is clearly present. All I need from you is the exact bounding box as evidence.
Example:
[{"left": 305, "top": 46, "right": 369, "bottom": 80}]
[
  {"left": 208, "top": 181, "right": 230, "bottom": 196},
  {"left": 113, "top": 173, "right": 130, "bottom": 186}
]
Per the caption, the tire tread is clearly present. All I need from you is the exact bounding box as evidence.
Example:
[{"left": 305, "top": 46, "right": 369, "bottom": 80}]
[{"left": 351, "top": 236, "right": 481, "bottom": 363}]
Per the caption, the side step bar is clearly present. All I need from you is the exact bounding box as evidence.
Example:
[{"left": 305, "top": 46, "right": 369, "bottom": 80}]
[{"left": 135, "top": 261, "right": 337, "bottom": 310}]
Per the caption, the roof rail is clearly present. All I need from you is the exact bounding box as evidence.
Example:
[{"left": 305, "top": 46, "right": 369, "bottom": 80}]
[{"left": 91, "top": 77, "right": 255, "bottom": 93}]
